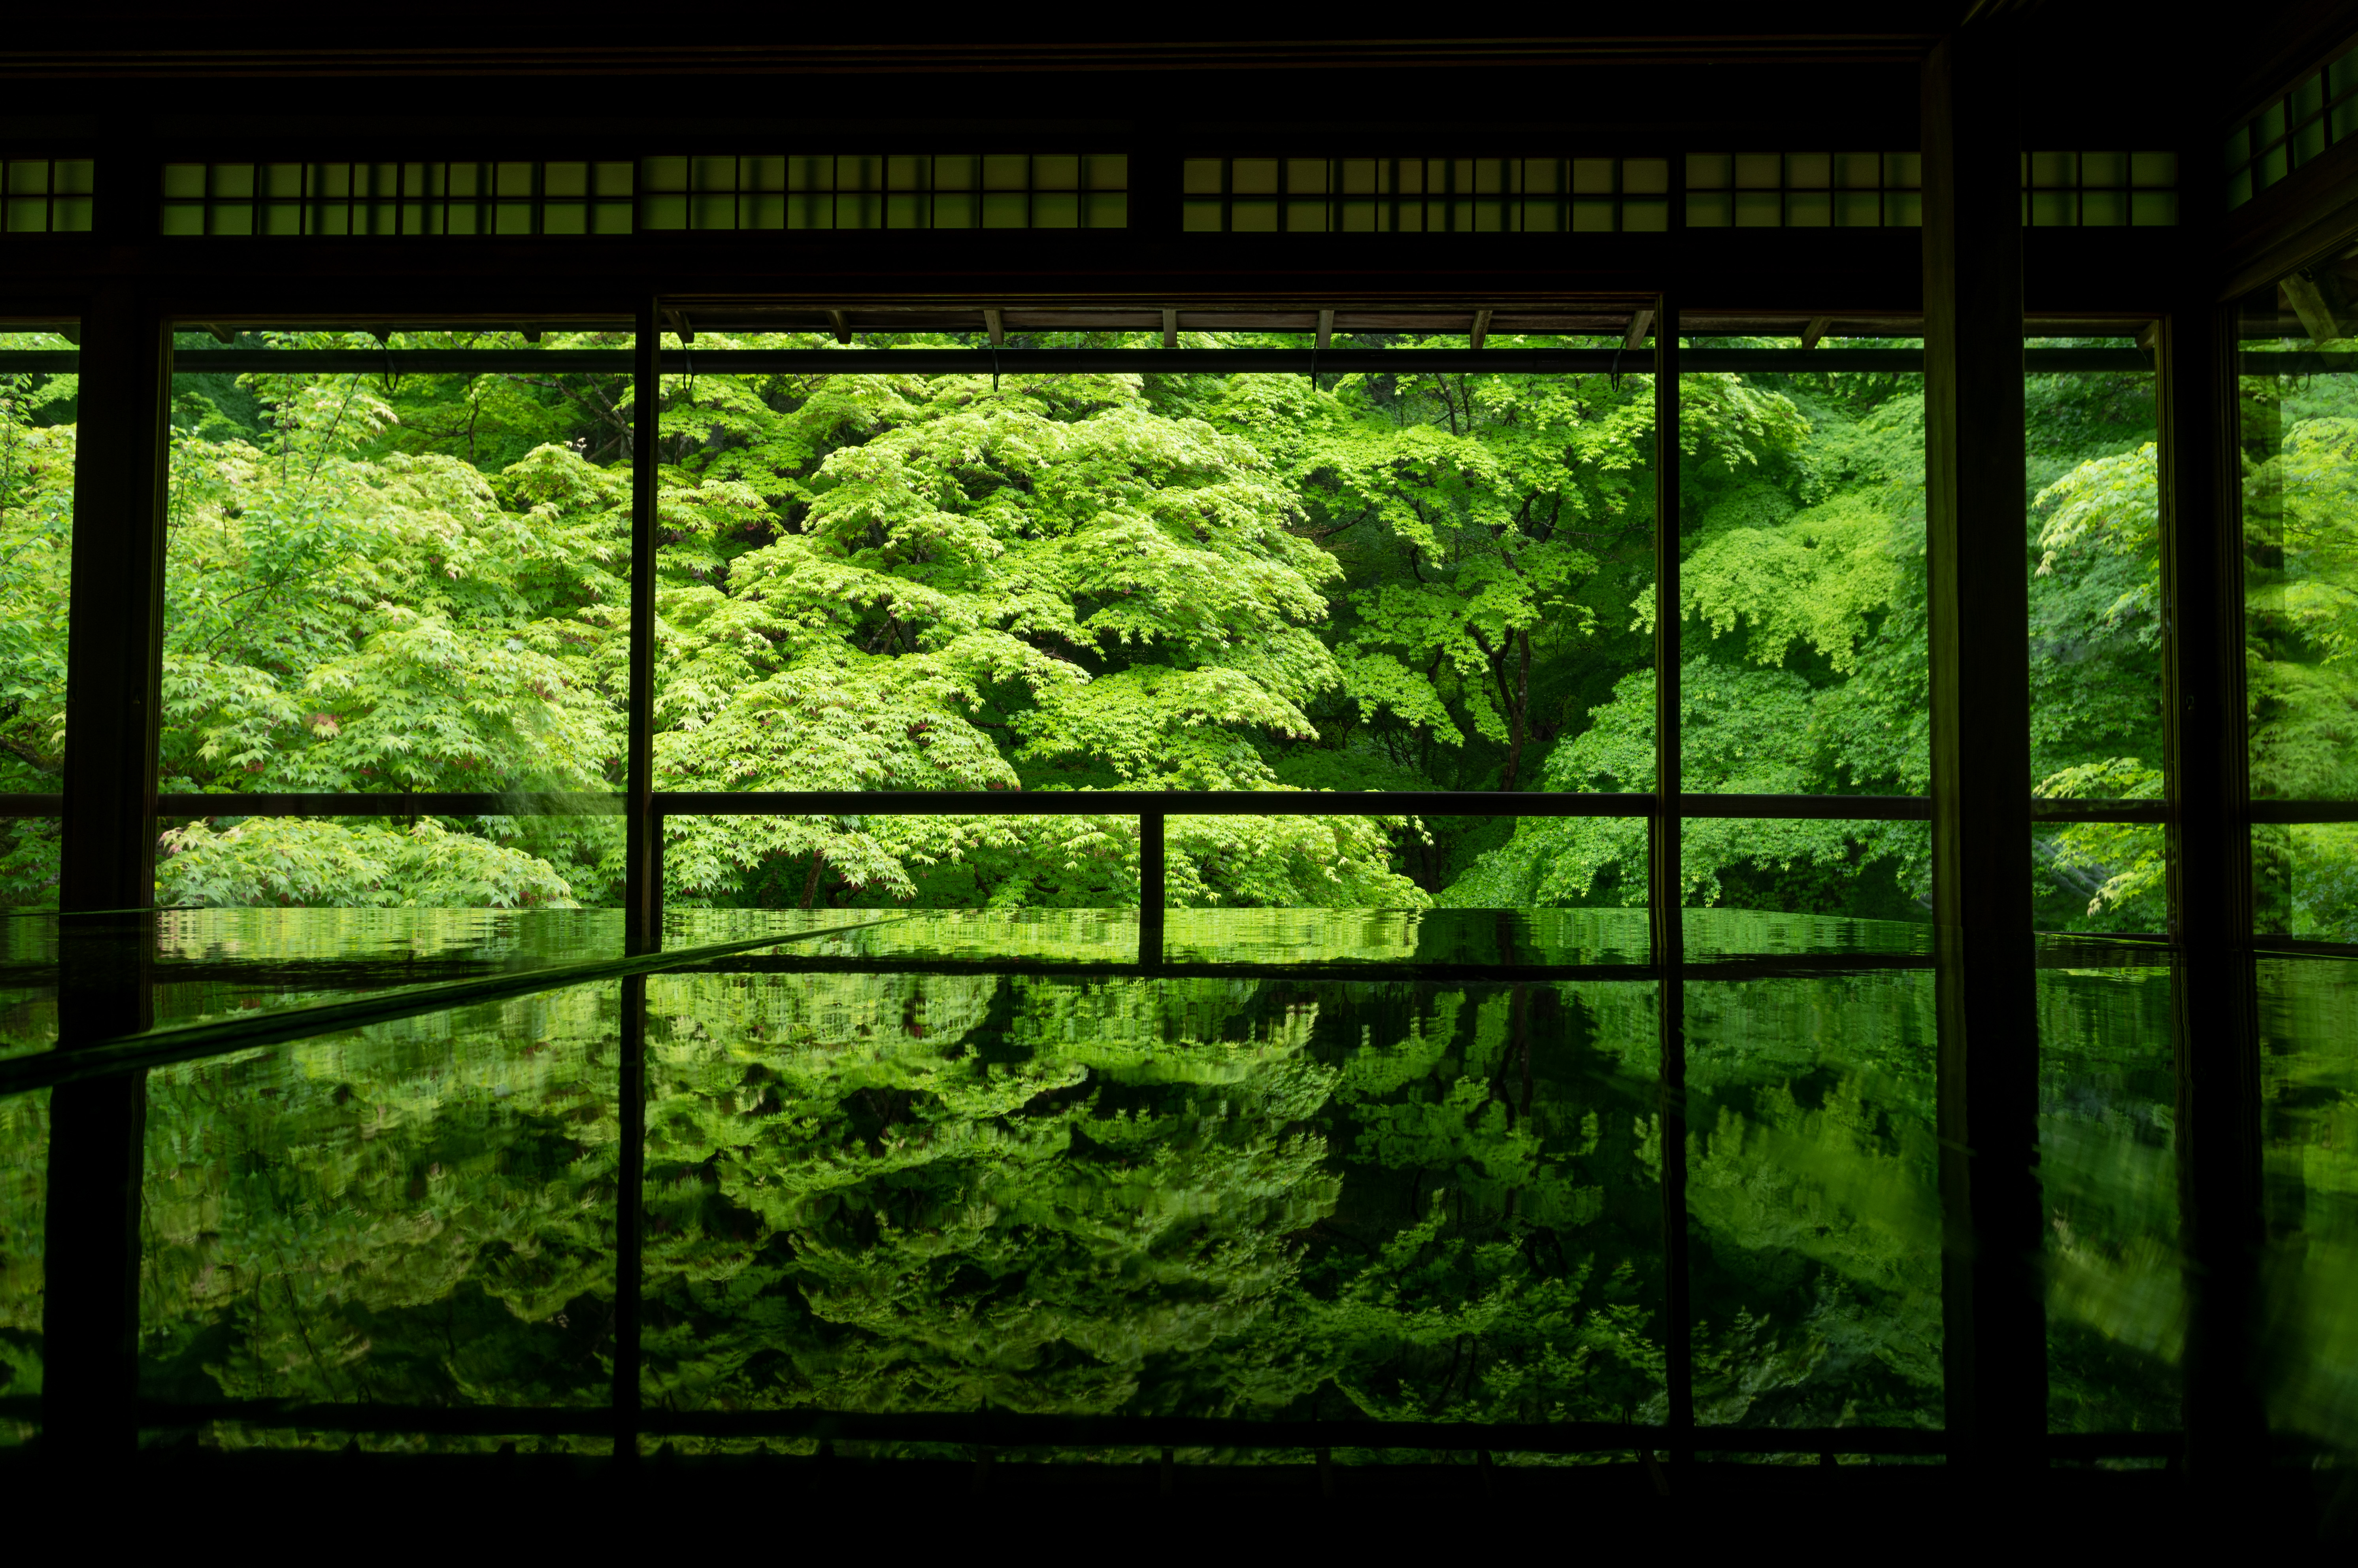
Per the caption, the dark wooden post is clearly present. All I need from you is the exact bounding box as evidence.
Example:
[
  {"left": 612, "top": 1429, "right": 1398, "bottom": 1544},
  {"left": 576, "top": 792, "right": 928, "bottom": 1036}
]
[
  {"left": 1921, "top": 27, "right": 2047, "bottom": 1462},
  {"left": 2157, "top": 244, "right": 2267, "bottom": 1473},
  {"left": 1649, "top": 294, "right": 1691, "bottom": 1456},
  {"left": 60, "top": 282, "right": 168, "bottom": 915},
  {"left": 1138, "top": 812, "right": 1166, "bottom": 967},
  {"left": 45, "top": 230, "right": 171, "bottom": 1452},
  {"left": 610, "top": 302, "right": 662, "bottom": 1457},
  {"left": 624, "top": 299, "right": 659, "bottom": 956}
]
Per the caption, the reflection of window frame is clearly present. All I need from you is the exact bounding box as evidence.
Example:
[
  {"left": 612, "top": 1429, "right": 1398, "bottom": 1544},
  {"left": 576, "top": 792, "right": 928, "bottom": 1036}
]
[
  {"left": 0, "top": 158, "right": 95, "bottom": 234},
  {"left": 634, "top": 153, "right": 1128, "bottom": 231},
  {"left": 158, "top": 160, "right": 638, "bottom": 238},
  {"left": 2226, "top": 40, "right": 2358, "bottom": 209},
  {"left": 1183, "top": 155, "right": 1670, "bottom": 233},
  {"left": 1684, "top": 151, "right": 1922, "bottom": 228}
]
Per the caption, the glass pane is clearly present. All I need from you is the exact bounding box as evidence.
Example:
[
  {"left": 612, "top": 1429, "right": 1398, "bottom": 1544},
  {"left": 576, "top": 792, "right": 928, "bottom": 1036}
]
[
  {"left": 152, "top": 810, "right": 621, "bottom": 913},
  {"left": 0, "top": 814, "right": 58, "bottom": 916},
  {"left": 1686, "top": 972, "right": 1942, "bottom": 1432},
  {"left": 162, "top": 329, "right": 634, "bottom": 908},
  {"left": 2036, "top": 953, "right": 2182, "bottom": 1435},
  {"left": 2241, "top": 285, "right": 2358, "bottom": 829},
  {"left": 0, "top": 1085, "right": 43, "bottom": 1445},
  {"left": 0, "top": 902, "right": 56, "bottom": 1058},
  {"left": 2289, "top": 823, "right": 2358, "bottom": 941},
  {"left": 639, "top": 970, "right": 1668, "bottom": 1446},
  {"left": 1679, "top": 351, "right": 1930, "bottom": 801},
  {"left": 1159, "top": 901, "right": 1650, "bottom": 967},
  {"left": 1680, "top": 820, "right": 1933, "bottom": 959},
  {"left": 2255, "top": 953, "right": 2358, "bottom": 1460},
  {"left": 650, "top": 341, "right": 1655, "bottom": 923},
  {"left": 0, "top": 326, "right": 75, "bottom": 800},
  {"left": 138, "top": 982, "right": 621, "bottom": 1423},
  {"left": 2027, "top": 350, "right": 2163, "bottom": 934}
]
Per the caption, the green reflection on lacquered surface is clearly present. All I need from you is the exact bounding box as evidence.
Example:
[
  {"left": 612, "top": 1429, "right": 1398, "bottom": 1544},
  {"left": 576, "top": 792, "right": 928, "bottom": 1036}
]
[
  {"left": 2258, "top": 954, "right": 2358, "bottom": 1459},
  {"left": 0, "top": 1086, "right": 43, "bottom": 1444},
  {"left": 0, "top": 907, "right": 2349, "bottom": 1457},
  {"left": 137, "top": 982, "right": 622, "bottom": 1417},
  {"left": 638, "top": 972, "right": 1665, "bottom": 1439},
  {"left": 2037, "top": 955, "right": 2181, "bottom": 1434},
  {"left": 1684, "top": 972, "right": 1942, "bottom": 1430}
]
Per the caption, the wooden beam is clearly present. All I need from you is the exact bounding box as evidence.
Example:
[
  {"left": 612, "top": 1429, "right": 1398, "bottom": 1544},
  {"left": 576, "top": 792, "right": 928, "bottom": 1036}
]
[
  {"left": 1922, "top": 22, "right": 2045, "bottom": 1467},
  {"left": 1625, "top": 307, "right": 1654, "bottom": 349},
  {"left": 47, "top": 278, "right": 169, "bottom": 1458},
  {"left": 2156, "top": 279, "right": 2270, "bottom": 1487},
  {"left": 661, "top": 308, "right": 694, "bottom": 345},
  {"left": 1316, "top": 307, "right": 1333, "bottom": 350},
  {"left": 1470, "top": 308, "right": 1491, "bottom": 350},
  {"left": 825, "top": 308, "right": 851, "bottom": 345},
  {"left": 2279, "top": 268, "right": 2353, "bottom": 341},
  {"left": 1160, "top": 307, "right": 1177, "bottom": 348},
  {"left": 984, "top": 307, "right": 1005, "bottom": 346},
  {"left": 1801, "top": 315, "right": 1832, "bottom": 349}
]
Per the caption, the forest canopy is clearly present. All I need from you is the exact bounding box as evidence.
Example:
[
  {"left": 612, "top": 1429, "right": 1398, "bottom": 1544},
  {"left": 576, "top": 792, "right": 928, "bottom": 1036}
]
[{"left": 0, "top": 325, "right": 2305, "bottom": 934}]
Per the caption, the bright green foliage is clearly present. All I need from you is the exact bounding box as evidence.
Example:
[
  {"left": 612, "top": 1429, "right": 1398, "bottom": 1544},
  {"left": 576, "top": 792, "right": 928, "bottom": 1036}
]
[
  {"left": 0, "top": 333, "right": 2342, "bottom": 937},
  {"left": 1218, "top": 349, "right": 1657, "bottom": 796},
  {"left": 118, "top": 912, "right": 2203, "bottom": 1447},
  {"left": 644, "top": 349, "right": 1420, "bottom": 909},
  {"left": 0, "top": 338, "right": 76, "bottom": 903},
  {"left": 2241, "top": 368, "right": 2358, "bottom": 936}
]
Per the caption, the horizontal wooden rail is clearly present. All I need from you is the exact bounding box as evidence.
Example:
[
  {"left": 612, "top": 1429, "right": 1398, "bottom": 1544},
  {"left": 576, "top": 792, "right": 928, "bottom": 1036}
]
[
  {"left": 0, "top": 790, "right": 2247, "bottom": 823},
  {"left": 0, "top": 346, "right": 2186, "bottom": 374},
  {"left": 13, "top": 1396, "right": 2198, "bottom": 1460},
  {"left": 0, "top": 913, "right": 904, "bottom": 1096}
]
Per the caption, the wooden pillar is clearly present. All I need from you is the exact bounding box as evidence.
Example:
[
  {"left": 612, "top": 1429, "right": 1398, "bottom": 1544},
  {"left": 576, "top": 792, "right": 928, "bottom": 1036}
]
[
  {"left": 1922, "top": 28, "right": 2046, "bottom": 1461},
  {"left": 611, "top": 303, "right": 662, "bottom": 1457},
  {"left": 2157, "top": 249, "right": 2267, "bottom": 1474},
  {"left": 623, "top": 300, "right": 659, "bottom": 955},
  {"left": 60, "top": 282, "right": 168, "bottom": 914},
  {"left": 1649, "top": 294, "right": 1691, "bottom": 1455},
  {"left": 1137, "top": 812, "right": 1166, "bottom": 967},
  {"left": 46, "top": 255, "right": 170, "bottom": 1453}
]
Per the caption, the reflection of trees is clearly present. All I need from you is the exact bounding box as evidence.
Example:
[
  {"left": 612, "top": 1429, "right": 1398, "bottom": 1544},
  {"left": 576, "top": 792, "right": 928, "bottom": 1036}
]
[
  {"left": 135, "top": 985, "right": 623, "bottom": 1412},
  {"left": 88, "top": 955, "right": 2322, "bottom": 1450}
]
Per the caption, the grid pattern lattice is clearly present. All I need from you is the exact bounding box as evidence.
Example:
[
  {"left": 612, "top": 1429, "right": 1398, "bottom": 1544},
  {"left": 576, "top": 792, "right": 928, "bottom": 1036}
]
[
  {"left": 636, "top": 155, "right": 1128, "bottom": 230},
  {"left": 2226, "top": 40, "right": 2358, "bottom": 209},
  {"left": 3, "top": 159, "right": 94, "bottom": 234},
  {"left": 1684, "top": 153, "right": 1922, "bottom": 228},
  {"left": 159, "top": 162, "right": 638, "bottom": 237},
  {"left": 1180, "top": 157, "right": 1671, "bottom": 233},
  {"left": 2022, "top": 152, "right": 2179, "bottom": 226}
]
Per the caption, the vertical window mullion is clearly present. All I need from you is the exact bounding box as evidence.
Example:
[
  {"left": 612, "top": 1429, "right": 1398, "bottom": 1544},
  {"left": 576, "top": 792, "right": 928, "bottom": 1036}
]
[{"left": 1650, "top": 294, "right": 1692, "bottom": 1462}]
